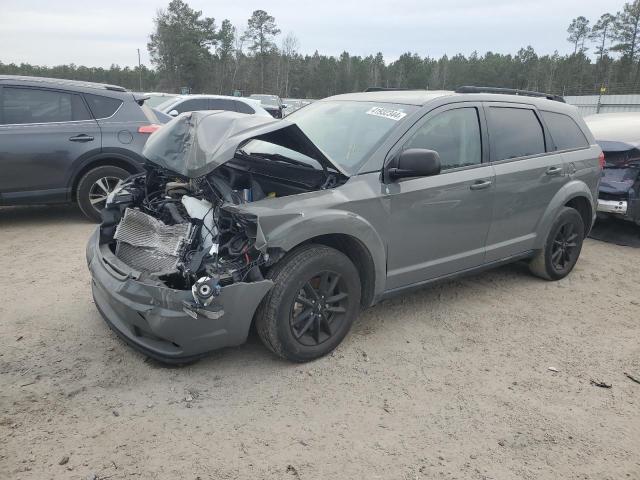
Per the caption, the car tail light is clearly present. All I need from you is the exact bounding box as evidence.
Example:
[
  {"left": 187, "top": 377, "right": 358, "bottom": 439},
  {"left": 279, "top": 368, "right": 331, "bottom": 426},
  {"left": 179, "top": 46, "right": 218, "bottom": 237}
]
[
  {"left": 138, "top": 124, "right": 161, "bottom": 134},
  {"left": 598, "top": 151, "right": 605, "bottom": 169}
]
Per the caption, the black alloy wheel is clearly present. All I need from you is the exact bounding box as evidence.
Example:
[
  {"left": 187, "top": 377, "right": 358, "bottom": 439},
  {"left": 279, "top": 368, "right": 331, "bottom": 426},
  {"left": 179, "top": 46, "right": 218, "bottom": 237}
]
[
  {"left": 550, "top": 222, "right": 579, "bottom": 272},
  {"left": 255, "top": 244, "right": 361, "bottom": 362},
  {"left": 529, "top": 206, "right": 585, "bottom": 280},
  {"left": 290, "top": 270, "right": 350, "bottom": 346}
]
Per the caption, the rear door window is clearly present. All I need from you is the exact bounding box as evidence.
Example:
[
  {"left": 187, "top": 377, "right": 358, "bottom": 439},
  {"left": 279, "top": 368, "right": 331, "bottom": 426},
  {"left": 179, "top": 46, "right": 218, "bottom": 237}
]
[
  {"left": 84, "top": 94, "right": 122, "bottom": 119},
  {"left": 234, "top": 101, "right": 255, "bottom": 114},
  {"left": 173, "top": 98, "right": 209, "bottom": 113},
  {"left": 209, "top": 98, "right": 236, "bottom": 112},
  {"left": 488, "top": 107, "right": 546, "bottom": 160},
  {"left": 2, "top": 87, "right": 91, "bottom": 124},
  {"left": 405, "top": 107, "right": 482, "bottom": 170},
  {"left": 540, "top": 111, "right": 589, "bottom": 151}
]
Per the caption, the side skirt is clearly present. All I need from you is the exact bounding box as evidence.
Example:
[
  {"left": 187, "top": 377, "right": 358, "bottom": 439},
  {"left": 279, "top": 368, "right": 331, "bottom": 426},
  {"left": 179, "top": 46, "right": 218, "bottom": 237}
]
[{"left": 377, "top": 250, "right": 535, "bottom": 302}]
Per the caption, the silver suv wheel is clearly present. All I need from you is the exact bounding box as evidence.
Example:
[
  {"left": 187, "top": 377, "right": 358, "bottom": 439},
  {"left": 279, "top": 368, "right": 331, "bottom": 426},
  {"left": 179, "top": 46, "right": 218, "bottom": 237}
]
[{"left": 88, "top": 176, "right": 122, "bottom": 210}]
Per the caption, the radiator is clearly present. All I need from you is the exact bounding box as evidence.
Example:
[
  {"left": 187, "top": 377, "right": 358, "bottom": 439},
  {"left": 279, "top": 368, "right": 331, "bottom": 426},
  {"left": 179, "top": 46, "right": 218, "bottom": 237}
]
[{"left": 114, "top": 208, "right": 191, "bottom": 273}]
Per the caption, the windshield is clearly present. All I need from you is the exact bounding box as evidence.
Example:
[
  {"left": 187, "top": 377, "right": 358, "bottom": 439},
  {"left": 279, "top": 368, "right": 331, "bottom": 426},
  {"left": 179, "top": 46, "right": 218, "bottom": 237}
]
[
  {"left": 146, "top": 95, "right": 177, "bottom": 108},
  {"left": 276, "top": 100, "right": 417, "bottom": 174}
]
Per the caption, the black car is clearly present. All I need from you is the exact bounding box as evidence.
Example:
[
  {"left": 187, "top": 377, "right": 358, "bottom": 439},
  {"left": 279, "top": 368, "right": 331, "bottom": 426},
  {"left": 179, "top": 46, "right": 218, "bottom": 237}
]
[
  {"left": 585, "top": 113, "right": 640, "bottom": 225},
  {"left": 0, "top": 75, "right": 164, "bottom": 221},
  {"left": 249, "top": 94, "right": 285, "bottom": 118}
]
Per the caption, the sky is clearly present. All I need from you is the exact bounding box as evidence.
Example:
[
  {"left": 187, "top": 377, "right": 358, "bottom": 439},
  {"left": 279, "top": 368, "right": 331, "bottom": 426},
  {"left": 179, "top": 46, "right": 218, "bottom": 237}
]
[{"left": 0, "top": 0, "right": 620, "bottom": 68}]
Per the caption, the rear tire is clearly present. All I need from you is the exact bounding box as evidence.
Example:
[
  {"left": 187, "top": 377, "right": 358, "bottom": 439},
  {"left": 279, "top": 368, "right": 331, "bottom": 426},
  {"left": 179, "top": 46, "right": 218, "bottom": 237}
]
[
  {"left": 255, "top": 244, "right": 361, "bottom": 362},
  {"left": 76, "top": 165, "right": 130, "bottom": 222},
  {"left": 529, "top": 207, "right": 585, "bottom": 280}
]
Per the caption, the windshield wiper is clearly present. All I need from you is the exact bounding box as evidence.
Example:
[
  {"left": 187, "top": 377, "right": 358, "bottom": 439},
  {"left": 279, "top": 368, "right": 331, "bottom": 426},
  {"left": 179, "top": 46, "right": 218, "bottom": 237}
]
[{"left": 237, "top": 150, "right": 315, "bottom": 169}]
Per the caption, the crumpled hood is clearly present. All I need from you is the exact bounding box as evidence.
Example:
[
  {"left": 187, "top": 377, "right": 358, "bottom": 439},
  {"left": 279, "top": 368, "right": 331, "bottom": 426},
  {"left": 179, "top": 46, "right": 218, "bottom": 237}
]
[{"left": 142, "top": 110, "right": 346, "bottom": 178}]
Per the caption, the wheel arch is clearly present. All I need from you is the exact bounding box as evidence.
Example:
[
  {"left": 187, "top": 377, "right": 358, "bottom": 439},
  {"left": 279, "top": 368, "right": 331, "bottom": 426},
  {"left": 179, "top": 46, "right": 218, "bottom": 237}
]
[
  {"left": 534, "top": 181, "right": 596, "bottom": 249},
  {"left": 69, "top": 153, "right": 144, "bottom": 200},
  {"left": 564, "top": 195, "right": 593, "bottom": 237},
  {"left": 302, "top": 233, "right": 377, "bottom": 308},
  {"left": 256, "top": 210, "right": 387, "bottom": 307}
]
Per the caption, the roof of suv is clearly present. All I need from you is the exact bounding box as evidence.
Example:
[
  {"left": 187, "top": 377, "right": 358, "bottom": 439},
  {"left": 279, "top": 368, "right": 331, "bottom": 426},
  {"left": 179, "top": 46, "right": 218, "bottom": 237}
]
[
  {"left": 328, "top": 90, "right": 453, "bottom": 105},
  {"left": 325, "top": 89, "right": 574, "bottom": 112},
  {"left": 0, "top": 75, "right": 129, "bottom": 96}
]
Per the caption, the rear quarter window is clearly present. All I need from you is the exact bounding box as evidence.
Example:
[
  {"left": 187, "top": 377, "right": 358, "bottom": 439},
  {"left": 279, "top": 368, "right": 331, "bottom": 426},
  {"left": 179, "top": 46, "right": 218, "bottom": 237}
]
[
  {"left": 84, "top": 94, "right": 123, "bottom": 119},
  {"left": 540, "top": 111, "right": 589, "bottom": 151},
  {"left": 488, "top": 107, "right": 546, "bottom": 161}
]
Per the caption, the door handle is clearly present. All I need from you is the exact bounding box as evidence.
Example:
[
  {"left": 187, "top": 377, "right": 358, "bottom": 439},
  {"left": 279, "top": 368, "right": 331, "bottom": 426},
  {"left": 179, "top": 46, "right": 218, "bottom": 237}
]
[
  {"left": 545, "top": 166, "right": 563, "bottom": 176},
  {"left": 470, "top": 179, "right": 492, "bottom": 190},
  {"left": 69, "top": 134, "right": 94, "bottom": 142}
]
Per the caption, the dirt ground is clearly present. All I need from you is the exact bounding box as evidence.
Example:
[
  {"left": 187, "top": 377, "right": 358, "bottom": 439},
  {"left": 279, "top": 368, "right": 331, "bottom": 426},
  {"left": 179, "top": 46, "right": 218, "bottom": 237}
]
[{"left": 1, "top": 204, "right": 639, "bottom": 480}]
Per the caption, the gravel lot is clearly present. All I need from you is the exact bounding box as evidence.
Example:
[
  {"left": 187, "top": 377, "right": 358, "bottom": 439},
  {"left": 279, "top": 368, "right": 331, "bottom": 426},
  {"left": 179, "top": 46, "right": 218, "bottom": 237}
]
[{"left": 1, "top": 204, "right": 639, "bottom": 480}]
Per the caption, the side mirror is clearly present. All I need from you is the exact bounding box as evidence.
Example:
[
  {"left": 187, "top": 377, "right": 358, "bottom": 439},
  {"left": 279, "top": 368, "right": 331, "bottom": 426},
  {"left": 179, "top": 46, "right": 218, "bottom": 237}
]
[
  {"left": 168, "top": 109, "right": 179, "bottom": 117},
  {"left": 387, "top": 149, "right": 441, "bottom": 181}
]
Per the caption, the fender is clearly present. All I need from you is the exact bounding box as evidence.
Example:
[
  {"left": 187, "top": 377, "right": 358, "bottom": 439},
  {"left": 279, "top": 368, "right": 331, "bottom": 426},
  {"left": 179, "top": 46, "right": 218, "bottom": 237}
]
[
  {"left": 534, "top": 180, "right": 595, "bottom": 250},
  {"left": 249, "top": 208, "right": 388, "bottom": 300}
]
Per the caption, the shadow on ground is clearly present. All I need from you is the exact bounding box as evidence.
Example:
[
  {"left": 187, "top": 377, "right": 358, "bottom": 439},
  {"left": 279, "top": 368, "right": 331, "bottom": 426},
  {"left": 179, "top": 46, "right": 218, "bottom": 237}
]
[
  {"left": 0, "top": 204, "right": 91, "bottom": 226},
  {"left": 589, "top": 217, "right": 640, "bottom": 248}
]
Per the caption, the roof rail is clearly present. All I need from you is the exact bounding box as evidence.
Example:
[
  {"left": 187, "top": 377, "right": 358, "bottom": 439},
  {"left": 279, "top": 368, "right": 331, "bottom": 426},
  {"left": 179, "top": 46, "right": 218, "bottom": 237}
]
[
  {"left": 455, "top": 86, "right": 565, "bottom": 103},
  {"left": 364, "top": 87, "right": 413, "bottom": 92},
  {"left": 0, "top": 75, "right": 128, "bottom": 93},
  {"left": 104, "top": 84, "right": 127, "bottom": 92}
]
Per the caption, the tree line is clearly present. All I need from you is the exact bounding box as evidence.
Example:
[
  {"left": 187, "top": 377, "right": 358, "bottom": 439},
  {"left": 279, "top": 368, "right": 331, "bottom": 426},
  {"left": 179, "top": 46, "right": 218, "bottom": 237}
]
[{"left": 2, "top": 0, "right": 640, "bottom": 98}]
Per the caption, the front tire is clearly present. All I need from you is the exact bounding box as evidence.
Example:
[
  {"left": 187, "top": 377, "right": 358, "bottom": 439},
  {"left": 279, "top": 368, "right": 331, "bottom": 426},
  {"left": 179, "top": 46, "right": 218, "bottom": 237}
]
[
  {"left": 529, "top": 206, "right": 585, "bottom": 280},
  {"left": 255, "top": 245, "right": 361, "bottom": 362},
  {"left": 76, "top": 166, "right": 130, "bottom": 222}
]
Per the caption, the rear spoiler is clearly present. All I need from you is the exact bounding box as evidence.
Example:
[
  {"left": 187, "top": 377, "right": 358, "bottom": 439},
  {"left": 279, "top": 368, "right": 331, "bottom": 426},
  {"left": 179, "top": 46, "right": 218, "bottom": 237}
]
[{"left": 132, "top": 93, "right": 150, "bottom": 106}]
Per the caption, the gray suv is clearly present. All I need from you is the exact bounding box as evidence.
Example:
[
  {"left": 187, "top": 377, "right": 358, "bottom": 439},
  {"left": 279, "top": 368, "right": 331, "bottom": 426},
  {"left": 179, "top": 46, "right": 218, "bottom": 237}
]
[
  {"left": 87, "top": 87, "right": 602, "bottom": 363},
  {"left": 0, "top": 76, "right": 163, "bottom": 221}
]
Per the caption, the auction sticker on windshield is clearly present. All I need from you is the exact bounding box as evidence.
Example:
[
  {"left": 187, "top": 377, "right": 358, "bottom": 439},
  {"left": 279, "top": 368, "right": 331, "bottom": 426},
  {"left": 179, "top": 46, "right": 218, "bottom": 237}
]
[{"left": 366, "top": 106, "right": 407, "bottom": 121}]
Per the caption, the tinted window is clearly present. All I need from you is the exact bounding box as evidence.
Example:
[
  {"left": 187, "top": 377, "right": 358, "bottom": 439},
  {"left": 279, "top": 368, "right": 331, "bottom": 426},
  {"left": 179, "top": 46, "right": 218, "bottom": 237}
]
[
  {"left": 209, "top": 98, "right": 237, "bottom": 111},
  {"left": 2, "top": 87, "right": 90, "bottom": 124},
  {"left": 84, "top": 94, "right": 122, "bottom": 119},
  {"left": 489, "top": 107, "right": 546, "bottom": 160},
  {"left": 173, "top": 98, "right": 209, "bottom": 113},
  {"left": 405, "top": 107, "right": 482, "bottom": 170},
  {"left": 541, "top": 111, "right": 589, "bottom": 151},
  {"left": 235, "top": 101, "right": 255, "bottom": 114}
]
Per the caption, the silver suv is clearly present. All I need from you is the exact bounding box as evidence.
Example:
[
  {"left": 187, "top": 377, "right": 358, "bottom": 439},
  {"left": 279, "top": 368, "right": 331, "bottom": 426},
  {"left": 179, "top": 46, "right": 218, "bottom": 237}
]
[{"left": 87, "top": 87, "right": 602, "bottom": 363}]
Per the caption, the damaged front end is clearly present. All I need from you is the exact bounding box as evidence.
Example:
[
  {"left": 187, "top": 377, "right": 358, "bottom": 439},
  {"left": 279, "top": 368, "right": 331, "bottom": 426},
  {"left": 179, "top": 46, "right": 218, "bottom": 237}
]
[{"left": 86, "top": 110, "right": 347, "bottom": 361}]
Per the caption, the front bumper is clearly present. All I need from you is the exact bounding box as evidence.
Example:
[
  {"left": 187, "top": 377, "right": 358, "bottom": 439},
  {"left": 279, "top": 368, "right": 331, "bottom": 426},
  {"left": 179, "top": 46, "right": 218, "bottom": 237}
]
[{"left": 86, "top": 228, "right": 273, "bottom": 363}]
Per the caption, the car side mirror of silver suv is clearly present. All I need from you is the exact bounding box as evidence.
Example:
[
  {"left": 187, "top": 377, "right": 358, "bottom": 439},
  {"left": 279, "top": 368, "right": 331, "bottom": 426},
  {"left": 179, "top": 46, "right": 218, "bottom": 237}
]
[{"left": 387, "top": 149, "right": 441, "bottom": 181}]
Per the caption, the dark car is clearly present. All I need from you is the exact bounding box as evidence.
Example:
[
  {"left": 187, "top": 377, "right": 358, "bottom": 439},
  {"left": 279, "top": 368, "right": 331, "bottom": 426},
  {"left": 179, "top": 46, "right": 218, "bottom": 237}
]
[
  {"left": 249, "top": 94, "right": 285, "bottom": 118},
  {"left": 87, "top": 87, "right": 601, "bottom": 364},
  {"left": 0, "top": 75, "right": 163, "bottom": 221},
  {"left": 584, "top": 113, "right": 640, "bottom": 225}
]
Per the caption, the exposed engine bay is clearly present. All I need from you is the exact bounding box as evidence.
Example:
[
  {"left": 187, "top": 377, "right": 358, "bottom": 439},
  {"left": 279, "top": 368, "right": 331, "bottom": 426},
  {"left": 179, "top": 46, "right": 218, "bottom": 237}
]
[{"left": 100, "top": 154, "right": 345, "bottom": 309}]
